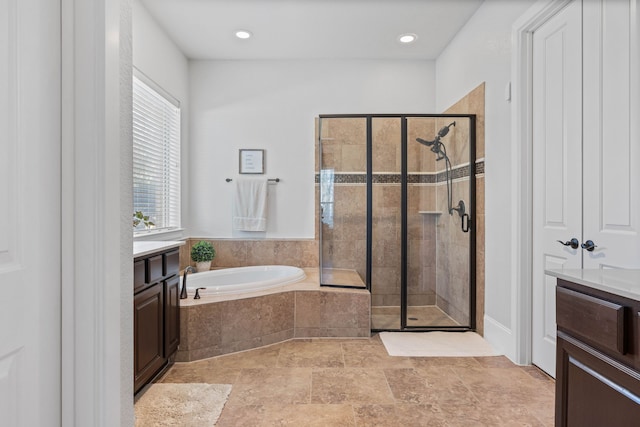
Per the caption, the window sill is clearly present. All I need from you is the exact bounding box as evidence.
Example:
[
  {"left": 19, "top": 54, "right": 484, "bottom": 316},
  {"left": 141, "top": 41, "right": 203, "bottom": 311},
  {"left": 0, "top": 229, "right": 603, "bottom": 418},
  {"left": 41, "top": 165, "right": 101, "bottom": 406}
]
[{"left": 134, "top": 228, "right": 185, "bottom": 242}]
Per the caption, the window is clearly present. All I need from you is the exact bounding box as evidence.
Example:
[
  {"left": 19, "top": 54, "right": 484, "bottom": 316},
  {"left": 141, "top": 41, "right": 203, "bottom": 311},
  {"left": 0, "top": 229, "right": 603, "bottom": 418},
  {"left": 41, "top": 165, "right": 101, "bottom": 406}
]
[{"left": 132, "top": 70, "right": 181, "bottom": 233}]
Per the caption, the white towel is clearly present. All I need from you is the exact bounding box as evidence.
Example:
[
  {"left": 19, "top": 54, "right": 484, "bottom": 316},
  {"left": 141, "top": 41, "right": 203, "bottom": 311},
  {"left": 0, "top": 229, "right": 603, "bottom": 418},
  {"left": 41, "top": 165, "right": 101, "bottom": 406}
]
[{"left": 233, "top": 178, "right": 268, "bottom": 231}]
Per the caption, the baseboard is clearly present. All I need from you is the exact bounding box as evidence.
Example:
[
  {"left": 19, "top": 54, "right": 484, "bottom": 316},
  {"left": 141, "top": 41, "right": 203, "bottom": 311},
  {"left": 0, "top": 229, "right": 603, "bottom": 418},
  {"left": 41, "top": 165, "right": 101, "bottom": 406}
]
[{"left": 483, "top": 315, "right": 517, "bottom": 363}]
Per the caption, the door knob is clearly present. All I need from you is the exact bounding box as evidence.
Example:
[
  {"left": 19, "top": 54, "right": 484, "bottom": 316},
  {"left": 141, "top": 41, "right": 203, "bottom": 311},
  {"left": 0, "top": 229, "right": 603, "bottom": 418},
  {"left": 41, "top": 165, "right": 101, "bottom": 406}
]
[
  {"left": 581, "top": 240, "right": 597, "bottom": 252},
  {"left": 557, "top": 238, "right": 580, "bottom": 249}
]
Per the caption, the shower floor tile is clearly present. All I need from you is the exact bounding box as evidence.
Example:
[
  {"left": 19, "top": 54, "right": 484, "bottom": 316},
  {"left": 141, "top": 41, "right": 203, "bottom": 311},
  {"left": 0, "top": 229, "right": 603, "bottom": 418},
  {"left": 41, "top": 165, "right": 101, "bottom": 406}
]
[{"left": 371, "top": 305, "right": 460, "bottom": 330}]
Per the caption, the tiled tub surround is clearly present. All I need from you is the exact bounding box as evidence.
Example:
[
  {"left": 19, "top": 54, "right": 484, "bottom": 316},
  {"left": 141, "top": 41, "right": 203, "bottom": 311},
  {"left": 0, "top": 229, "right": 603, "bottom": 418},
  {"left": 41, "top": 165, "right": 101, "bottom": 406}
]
[
  {"left": 176, "top": 268, "right": 370, "bottom": 362},
  {"left": 178, "top": 238, "right": 318, "bottom": 272}
]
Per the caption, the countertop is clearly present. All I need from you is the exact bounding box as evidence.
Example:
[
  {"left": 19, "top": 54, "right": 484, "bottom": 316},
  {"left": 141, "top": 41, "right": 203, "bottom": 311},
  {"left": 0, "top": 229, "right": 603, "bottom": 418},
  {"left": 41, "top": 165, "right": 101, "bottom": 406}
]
[
  {"left": 546, "top": 268, "right": 640, "bottom": 301},
  {"left": 133, "top": 240, "right": 185, "bottom": 258}
]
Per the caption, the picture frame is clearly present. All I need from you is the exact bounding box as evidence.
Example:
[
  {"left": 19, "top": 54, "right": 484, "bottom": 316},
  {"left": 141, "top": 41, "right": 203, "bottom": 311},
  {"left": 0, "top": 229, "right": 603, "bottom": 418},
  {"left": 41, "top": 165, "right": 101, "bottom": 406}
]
[{"left": 239, "top": 149, "right": 265, "bottom": 174}]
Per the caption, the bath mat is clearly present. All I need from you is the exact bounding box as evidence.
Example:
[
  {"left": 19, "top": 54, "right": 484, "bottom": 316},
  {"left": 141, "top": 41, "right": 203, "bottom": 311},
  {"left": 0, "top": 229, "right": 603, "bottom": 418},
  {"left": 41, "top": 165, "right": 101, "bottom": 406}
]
[
  {"left": 134, "top": 383, "right": 232, "bottom": 426},
  {"left": 379, "top": 331, "right": 501, "bottom": 357}
]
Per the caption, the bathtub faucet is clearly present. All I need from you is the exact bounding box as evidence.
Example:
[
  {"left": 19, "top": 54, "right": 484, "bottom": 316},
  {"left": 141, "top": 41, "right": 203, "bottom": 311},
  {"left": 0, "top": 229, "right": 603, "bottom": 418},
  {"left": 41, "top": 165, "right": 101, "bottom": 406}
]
[{"left": 181, "top": 266, "right": 196, "bottom": 299}]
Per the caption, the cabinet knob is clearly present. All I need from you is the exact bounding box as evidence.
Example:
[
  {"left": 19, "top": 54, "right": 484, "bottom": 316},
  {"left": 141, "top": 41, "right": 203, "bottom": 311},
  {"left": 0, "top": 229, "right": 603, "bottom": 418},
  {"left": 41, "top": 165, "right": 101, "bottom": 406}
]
[{"left": 557, "top": 238, "right": 580, "bottom": 249}]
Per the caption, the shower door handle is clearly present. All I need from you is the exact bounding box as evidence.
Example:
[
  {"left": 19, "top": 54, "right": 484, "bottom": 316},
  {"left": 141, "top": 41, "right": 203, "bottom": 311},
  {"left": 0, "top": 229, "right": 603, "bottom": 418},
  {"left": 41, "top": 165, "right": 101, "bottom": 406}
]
[{"left": 461, "top": 213, "right": 470, "bottom": 233}]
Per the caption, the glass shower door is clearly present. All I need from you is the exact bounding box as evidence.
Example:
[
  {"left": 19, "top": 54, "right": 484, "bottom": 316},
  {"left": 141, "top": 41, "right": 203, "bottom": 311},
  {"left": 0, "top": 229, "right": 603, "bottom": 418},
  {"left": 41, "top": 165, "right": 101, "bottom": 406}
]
[{"left": 405, "top": 116, "right": 475, "bottom": 329}]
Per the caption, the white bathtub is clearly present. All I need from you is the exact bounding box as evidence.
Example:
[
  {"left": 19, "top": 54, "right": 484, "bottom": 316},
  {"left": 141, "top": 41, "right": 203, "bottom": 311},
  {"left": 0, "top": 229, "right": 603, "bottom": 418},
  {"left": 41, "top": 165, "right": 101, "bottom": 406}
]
[{"left": 183, "top": 265, "right": 306, "bottom": 295}]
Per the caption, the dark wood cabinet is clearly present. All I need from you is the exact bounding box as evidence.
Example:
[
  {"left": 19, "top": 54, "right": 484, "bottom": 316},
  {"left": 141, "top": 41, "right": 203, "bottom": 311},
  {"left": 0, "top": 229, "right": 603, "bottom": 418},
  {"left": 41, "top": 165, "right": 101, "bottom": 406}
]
[
  {"left": 133, "top": 248, "right": 181, "bottom": 394},
  {"left": 555, "top": 279, "right": 640, "bottom": 426},
  {"left": 134, "top": 283, "right": 164, "bottom": 392},
  {"left": 164, "top": 274, "right": 180, "bottom": 357}
]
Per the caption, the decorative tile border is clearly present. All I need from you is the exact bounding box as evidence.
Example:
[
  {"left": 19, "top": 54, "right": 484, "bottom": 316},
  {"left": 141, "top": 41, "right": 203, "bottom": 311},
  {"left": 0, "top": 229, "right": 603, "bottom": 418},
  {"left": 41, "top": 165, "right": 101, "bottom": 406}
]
[{"left": 315, "top": 160, "right": 485, "bottom": 184}]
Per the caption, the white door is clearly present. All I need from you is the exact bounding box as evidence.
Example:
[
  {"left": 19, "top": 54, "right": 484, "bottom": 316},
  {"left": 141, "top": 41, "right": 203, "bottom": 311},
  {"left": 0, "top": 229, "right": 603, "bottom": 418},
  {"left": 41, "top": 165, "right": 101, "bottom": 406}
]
[
  {"left": 582, "top": 0, "right": 640, "bottom": 270},
  {"left": 0, "top": 0, "right": 61, "bottom": 425},
  {"left": 531, "top": 0, "right": 582, "bottom": 377}
]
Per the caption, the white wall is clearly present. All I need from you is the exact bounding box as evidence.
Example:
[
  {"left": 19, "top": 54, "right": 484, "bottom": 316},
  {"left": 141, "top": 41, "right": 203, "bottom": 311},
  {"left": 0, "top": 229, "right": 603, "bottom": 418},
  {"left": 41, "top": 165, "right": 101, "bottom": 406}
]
[
  {"left": 435, "top": 0, "right": 535, "bottom": 360},
  {"left": 132, "top": 0, "right": 190, "bottom": 235},
  {"left": 189, "top": 59, "right": 436, "bottom": 238}
]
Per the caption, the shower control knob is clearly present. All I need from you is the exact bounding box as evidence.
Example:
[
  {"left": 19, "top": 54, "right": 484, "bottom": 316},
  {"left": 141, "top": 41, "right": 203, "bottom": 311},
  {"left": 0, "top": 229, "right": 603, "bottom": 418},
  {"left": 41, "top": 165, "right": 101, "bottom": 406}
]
[
  {"left": 557, "top": 238, "right": 580, "bottom": 249},
  {"left": 581, "top": 240, "right": 597, "bottom": 252}
]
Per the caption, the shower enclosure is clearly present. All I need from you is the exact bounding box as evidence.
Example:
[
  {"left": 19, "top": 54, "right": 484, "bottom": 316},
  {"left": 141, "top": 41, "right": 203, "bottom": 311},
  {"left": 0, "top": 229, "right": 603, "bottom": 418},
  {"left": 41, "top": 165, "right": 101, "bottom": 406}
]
[{"left": 317, "top": 114, "right": 476, "bottom": 331}]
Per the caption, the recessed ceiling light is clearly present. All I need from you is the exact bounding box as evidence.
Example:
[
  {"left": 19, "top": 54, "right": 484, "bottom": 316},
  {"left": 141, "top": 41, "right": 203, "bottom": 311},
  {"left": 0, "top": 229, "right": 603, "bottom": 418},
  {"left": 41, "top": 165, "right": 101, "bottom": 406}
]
[
  {"left": 398, "top": 33, "right": 418, "bottom": 44},
  {"left": 235, "top": 30, "right": 252, "bottom": 40}
]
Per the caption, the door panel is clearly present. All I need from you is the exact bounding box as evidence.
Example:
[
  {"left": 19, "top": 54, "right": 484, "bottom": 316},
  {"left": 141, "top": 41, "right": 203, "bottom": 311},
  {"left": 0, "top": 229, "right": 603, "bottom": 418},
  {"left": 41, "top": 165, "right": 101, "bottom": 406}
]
[
  {"left": 582, "top": 0, "right": 640, "bottom": 269},
  {"left": 0, "top": 0, "right": 61, "bottom": 424},
  {"left": 532, "top": 0, "right": 582, "bottom": 377}
]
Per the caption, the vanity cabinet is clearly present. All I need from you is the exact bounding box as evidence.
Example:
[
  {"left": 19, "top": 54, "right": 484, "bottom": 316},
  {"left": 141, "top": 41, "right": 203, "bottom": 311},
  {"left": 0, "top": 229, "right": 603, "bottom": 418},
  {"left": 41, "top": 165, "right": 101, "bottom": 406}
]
[
  {"left": 134, "top": 248, "right": 180, "bottom": 394},
  {"left": 555, "top": 278, "right": 640, "bottom": 426}
]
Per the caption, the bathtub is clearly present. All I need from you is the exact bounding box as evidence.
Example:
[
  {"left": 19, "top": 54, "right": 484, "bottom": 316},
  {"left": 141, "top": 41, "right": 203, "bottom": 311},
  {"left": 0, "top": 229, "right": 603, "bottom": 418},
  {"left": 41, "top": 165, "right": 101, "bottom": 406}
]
[{"left": 183, "top": 265, "right": 306, "bottom": 295}]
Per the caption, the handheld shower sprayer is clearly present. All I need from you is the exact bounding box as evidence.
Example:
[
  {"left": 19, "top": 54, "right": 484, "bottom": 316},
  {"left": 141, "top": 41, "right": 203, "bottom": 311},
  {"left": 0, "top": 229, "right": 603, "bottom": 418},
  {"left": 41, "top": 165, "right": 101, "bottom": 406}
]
[
  {"left": 416, "top": 122, "right": 456, "bottom": 161},
  {"left": 415, "top": 121, "right": 470, "bottom": 232}
]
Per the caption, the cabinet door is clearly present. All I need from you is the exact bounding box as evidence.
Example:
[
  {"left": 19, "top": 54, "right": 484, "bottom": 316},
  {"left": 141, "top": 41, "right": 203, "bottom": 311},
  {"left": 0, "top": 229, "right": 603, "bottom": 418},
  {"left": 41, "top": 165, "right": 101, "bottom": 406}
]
[
  {"left": 556, "top": 333, "right": 640, "bottom": 427},
  {"left": 164, "top": 275, "right": 180, "bottom": 357},
  {"left": 134, "top": 283, "right": 164, "bottom": 393}
]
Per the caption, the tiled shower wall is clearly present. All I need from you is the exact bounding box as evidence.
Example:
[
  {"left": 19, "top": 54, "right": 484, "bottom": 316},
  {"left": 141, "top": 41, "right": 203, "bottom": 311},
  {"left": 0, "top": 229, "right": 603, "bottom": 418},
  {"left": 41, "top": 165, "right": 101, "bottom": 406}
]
[{"left": 440, "top": 83, "right": 485, "bottom": 333}]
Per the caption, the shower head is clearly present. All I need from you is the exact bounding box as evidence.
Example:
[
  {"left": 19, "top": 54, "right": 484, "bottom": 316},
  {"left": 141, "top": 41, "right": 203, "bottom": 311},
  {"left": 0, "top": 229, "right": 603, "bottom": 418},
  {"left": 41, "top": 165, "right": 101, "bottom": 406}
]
[
  {"left": 415, "top": 121, "right": 456, "bottom": 148},
  {"left": 437, "top": 121, "right": 456, "bottom": 138}
]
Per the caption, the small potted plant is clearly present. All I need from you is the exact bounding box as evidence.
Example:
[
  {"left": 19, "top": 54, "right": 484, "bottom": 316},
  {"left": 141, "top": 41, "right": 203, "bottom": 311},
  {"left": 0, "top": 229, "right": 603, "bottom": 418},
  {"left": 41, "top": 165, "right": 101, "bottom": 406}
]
[
  {"left": 132, "top": 211, "right": 155, "bottom": 230},
  {"left": 190, "top": 240, "right": 215, "bottom": 272}
]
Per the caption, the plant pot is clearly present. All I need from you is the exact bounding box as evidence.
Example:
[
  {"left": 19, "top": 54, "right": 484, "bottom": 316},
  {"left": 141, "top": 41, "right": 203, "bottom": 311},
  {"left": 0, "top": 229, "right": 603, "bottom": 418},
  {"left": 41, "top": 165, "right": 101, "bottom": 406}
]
[{"left": 195, "top": 261, "right": 211, "bottom": 273}]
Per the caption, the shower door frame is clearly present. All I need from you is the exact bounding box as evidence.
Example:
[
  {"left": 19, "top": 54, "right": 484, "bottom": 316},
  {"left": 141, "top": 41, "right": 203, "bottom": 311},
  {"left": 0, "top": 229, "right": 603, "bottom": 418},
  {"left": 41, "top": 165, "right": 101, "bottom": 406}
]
[{"left": 318, "top": 114, "right": 477, "bottom": 332}]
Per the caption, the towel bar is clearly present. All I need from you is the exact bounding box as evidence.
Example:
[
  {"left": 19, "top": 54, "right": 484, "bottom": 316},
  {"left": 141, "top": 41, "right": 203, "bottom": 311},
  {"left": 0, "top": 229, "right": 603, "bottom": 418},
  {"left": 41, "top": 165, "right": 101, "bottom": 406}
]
[{"left": 226, "top": 178, "right": 280, "bottom": 183}]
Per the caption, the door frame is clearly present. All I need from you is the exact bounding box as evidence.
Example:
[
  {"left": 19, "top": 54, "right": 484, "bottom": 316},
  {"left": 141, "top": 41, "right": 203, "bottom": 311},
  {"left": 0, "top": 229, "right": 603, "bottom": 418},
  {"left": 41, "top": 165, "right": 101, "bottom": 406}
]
[
  {"left": 61, "top": 0, "right": 133, "bottom": 425},
  {"left": 511, "top": 0, "right": 573, "bottom": 365}
]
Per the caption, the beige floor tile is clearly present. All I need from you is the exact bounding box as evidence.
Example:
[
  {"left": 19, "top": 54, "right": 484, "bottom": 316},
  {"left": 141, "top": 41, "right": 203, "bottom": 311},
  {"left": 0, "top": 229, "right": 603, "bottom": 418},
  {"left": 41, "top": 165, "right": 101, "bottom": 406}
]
[
  {"left": 311, "top": 368, "right": 395, "bottom": 404},
  {"left": 342, "top": 341, "right": 414, "bottom": 368},
  {"left": 353, "top": 403, "right": 447, "bottom": 427},
  {"left": 159, "top": 360, "right": 241, "bottom": 384},
  {"left": 156, "top": 336, "right": 556, "bottom": 426},
  {"left": 217, "top": 404, "right": 356, "bottom": 427},
  {"left": 227, "top": 368, "right": 312, "bottom": 406},
  {"left": 277, "top": 340, "right": 345, "bottom": 368}
]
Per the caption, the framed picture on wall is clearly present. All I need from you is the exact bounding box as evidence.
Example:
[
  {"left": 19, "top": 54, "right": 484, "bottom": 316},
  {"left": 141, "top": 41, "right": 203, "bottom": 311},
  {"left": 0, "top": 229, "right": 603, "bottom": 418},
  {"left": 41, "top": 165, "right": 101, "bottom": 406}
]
[{"left": 239, "top": 149, "right": 265, "bottom": 174}]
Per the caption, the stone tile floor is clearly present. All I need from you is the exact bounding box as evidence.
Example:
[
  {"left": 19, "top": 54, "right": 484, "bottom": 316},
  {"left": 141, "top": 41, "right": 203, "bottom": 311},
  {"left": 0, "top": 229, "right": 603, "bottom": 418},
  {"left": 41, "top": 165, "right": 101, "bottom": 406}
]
[{"left": 159, "top": 334, "right": 555, "bottom": 426}]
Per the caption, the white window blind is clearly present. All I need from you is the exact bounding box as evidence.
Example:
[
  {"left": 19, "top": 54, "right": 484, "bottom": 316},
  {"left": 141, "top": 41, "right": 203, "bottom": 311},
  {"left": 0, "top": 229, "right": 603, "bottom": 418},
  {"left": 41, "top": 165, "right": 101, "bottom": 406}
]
[{"left": 133, "top": 71, "right": 181, "bottom": 232}]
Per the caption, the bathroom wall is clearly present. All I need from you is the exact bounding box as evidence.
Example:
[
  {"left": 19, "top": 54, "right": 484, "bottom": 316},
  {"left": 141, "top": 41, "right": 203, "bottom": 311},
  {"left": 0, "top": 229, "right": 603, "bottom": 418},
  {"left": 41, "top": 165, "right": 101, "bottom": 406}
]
[
  {"left": 435, "top": 0, "right": 536, "bottom": 357},
  {"left": 132, "top": 0, "right": 190, "bottom": 236},
  {"left": 188, "top": 59, "right": 436, "bottom": 239}
]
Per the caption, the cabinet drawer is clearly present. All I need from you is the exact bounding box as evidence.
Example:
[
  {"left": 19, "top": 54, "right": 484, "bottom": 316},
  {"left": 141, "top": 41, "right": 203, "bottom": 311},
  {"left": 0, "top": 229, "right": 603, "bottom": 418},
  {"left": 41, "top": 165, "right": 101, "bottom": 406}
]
[
  {"left": 164, "top": 250, "right": 179, "bottom": 277},
  {"left": 148, "top": 255, "right": 163, "bottom": 284},
  {"left": 556, "top": 286, "right": 626, "bottom": 354},
  {"left": 134, "top": 260, "right": 146, "bottom": 293}
]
